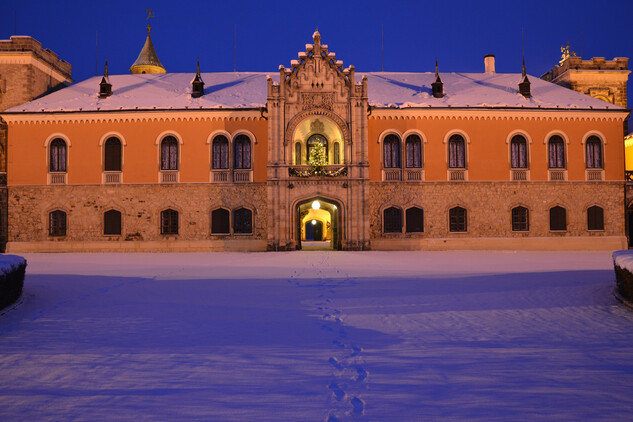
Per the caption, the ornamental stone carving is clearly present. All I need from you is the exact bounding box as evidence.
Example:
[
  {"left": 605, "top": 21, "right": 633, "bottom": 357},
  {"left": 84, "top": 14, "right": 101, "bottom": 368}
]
[{"left": 302, "top": 93, "right": 334, "bottom": 111}]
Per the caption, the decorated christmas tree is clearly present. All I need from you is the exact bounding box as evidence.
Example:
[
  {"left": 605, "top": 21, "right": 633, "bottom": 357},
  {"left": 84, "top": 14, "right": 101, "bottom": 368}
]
[{"left": 307, "top": 142, "right": 327, "bottom": 169}]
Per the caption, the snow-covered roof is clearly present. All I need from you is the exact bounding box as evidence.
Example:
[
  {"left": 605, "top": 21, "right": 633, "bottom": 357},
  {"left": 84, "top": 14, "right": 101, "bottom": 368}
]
[{"left": 5, "top": 70, "right": 622, "bottom": 113}]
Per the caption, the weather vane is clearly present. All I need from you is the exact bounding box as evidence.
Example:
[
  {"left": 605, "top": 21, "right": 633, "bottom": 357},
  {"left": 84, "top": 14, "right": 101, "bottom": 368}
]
[
  {"left": 559, "top": 41, "right": 577, "bottom": 66},
  {"left": 145, "top": 8, "right": 155, "bottom": 34}
]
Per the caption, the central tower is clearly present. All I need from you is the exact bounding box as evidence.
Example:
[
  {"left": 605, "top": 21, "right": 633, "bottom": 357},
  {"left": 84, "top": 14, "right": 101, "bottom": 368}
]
[{"left": 266, "top": 30, "right": 370, "bottom": 250}]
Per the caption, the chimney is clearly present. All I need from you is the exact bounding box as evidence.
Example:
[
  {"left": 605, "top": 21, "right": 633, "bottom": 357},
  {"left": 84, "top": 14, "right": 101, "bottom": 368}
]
[{"left": 484, "top": 54, "right": 496, "bottom": 74}]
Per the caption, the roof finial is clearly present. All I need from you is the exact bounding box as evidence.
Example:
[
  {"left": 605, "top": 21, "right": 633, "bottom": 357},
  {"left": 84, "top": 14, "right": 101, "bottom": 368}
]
[
  {"left": 435, "top": 57, "right": 439, "bottom": 77},
  {"left": 104, "top": 58, "right": 109, "bottom": 78},
  {"left": 145, "top": 8, "right": 154, "bottom": 35}
]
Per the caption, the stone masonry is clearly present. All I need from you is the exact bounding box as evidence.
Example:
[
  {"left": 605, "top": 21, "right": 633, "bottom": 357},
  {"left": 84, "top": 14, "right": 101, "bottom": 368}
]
[
  {"left": 0, "top": 36, "right": 72, "bottom": 251},
  {"left": 369, "top": 181, "right": 624, "bottom": 240},
  {"left": 8, "top": 183, "right": 267, "bottom": 251}
]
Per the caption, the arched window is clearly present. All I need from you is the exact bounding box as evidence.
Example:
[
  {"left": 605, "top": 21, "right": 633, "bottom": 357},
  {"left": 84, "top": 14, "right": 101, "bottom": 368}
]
[
  {"left": 49, "top": 138, "right": 67, "bottom": 172},
  {"left": 586, "top": 136, "right": 603, "bottom": 169},
  {"left": 383, "top": 134, "right": 400, "bottom": 168},
  {"left": 549, "top": 206, "right": 566, "bottom": 231},
  {"left": 587, "top": 206, "right": 604, "bottom": 231},
  {"left": 212, "top": 135, "right": 229, "bottom": 169},
  {"left": 161, "top": 209, "right": 179, "bottom": 235},
  {"left": 510, "top": 135, "right": 528, "bottom": 169},
  {"left": 548, "top": 135, "right": 565, "bottom": 169},
  {"left": 234, "top": 135, "right": 252, "bottom": 169},
  {"left": 307, "top": 134, "right": 328, "bottom": 163},
  {"left": 333, "top": 142, "right": 340, "bottom": 165},
  {"left": 211, "top": 208, "right": 230, "bottom": 234},
  {"left": 49, "top": 210, "right": 67, "bottom": 236},
  {"left": 448, "top": 135, "right": 465, "bottom": 168},
  {"left": 161, "top": 136, "right": 179, "bottom": 170},
  {"left": 511, "top": 206, "right": 529, "bottom": 231},
  {"left": 233, "top": 208, "right": 253, "bottom": 234},
  {"left": 383, "top": 207, "right": 403, "bottom": 233},
  {"left": 405, "top": 207, "right": 424, "bottom": 233},
  {"left": 295, "top": 142, "right": 302, "bottom": 165},
  {"left": 104, "top": 137, "right": 122, "bottom": 172},
  {"left": 449, "top": 206, "right": 467, "bottom": 232},
  {"left": 104, "top": 209, "right": 122, "bottom": 235},
  {"left": 405, "top": 135, "right": 422, "bottom": 168}
]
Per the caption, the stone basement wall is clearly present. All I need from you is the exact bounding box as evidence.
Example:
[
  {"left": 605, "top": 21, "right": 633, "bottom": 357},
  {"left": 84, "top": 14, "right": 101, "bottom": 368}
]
[
  {"left": 369, "top": 181, "right": 626, "bottom": 250},
  {"left": 7, "top": 183, "right": 267, "bottom": 252}
]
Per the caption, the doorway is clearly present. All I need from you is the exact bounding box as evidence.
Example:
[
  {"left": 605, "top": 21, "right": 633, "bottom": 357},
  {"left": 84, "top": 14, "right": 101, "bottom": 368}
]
[{"left": 296, "top": 197, "right": 341, "bottom": 250}]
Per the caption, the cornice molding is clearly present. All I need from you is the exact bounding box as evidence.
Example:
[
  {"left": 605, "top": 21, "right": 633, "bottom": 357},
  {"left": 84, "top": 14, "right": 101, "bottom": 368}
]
[
  {"left": 1, "top": 109, "right": 264, "bottom": 125},
  {"left": 0, "top": 52, "right": 70, "bottom": 83},
  {"left": 369, "top": 107, "right": 629, "bottom": 122}
]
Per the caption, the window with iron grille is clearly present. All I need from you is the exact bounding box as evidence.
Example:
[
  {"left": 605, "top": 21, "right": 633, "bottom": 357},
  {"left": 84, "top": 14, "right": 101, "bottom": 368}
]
[
  {"left": 49, "top": 210, "right": 67, "bottom": 236},
  {"left": 49, "top": 138, "right": 67, "bottom": 172},
  {"left": 211, "top": 208, "right": 230, "bottom": 234},
  {"left": 549, "top": 206, "right": 566, "bottom": 231},
  {"left": 212, "top": 135, "right": 229, "bottom": 169},
  {"left": 405, "top": 207, "right": 424, "bottom": 233},
  {"left": 104, "top": 137, "right": 122, "bottom": 172},
  {"left": 511, "top": 206, "right": 529, "bottom": 231},
  {"left": 104, "top": 209, "right": 122, "bottom": 235},
  {"left": 233, "top": 208, "right": 252, "bottom": 234},
  {"left": 449, "top": 207, "right": 467, "bottom": 232},
  {"left": 383, "top": 134, "right": 401, "bottom": 168},
  {"left": 587, "top": 206, "right": 604, "bottom": 231},
  {"left": 161, "top": 209, "right": 179, "bottom": 235},
  {"left": 383, "top": 207, "right": 403, "bottom": 233},
  {"left": 160, "top": 136, "right": 179, "bottom": 170}
]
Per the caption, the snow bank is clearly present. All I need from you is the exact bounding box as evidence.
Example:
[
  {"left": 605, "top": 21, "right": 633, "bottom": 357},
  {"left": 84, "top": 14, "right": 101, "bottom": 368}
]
[
  {"left": 0, "top": 255, "right": 26, "bottom": 275},
  {"left": 0, "top": 254, "right": 26, "bottom": 310},
  {"left": 612, "top": 250, "right": 633, "bottom": 301}
]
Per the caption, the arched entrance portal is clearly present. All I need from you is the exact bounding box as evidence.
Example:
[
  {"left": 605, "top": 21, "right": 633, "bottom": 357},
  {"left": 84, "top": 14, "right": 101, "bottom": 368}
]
[{"left": 296, "top": 197, "right": 341, "bottom": 250}]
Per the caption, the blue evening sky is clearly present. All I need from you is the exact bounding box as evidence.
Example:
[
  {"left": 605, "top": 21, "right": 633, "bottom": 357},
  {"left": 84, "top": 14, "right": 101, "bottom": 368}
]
[{"left": 1, "top": 0, "right": 631, "bottom": 114}]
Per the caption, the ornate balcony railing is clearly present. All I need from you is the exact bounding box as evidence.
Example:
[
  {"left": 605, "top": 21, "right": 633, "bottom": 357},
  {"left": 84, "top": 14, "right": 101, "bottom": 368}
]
[
  {"left": 0, "top": 172, "right": 6, "bottom": 186},
  {"left": 586, "top": 170, "right": 603, "bottom": 181},
  {"left": 288, "top": 165, "right": 347, "bottom": 178},
  {"left": 626, "top": 171, "right": 633, "bottom": 182}
]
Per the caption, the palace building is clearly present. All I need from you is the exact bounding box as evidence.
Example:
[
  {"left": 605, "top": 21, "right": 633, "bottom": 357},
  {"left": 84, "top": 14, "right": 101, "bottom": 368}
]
[{"left": 0, "top": 30, "right": 630, "bottom": 252}]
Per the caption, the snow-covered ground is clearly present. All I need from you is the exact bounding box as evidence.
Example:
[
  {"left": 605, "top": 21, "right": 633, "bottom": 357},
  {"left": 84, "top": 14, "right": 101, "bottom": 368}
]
[{"left": 0, "top": 251, "right": 632, "bottom": 421}]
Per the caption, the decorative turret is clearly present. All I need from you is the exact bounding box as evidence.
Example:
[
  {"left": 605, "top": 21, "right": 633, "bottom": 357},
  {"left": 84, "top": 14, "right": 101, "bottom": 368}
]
[
  {"left": 191, "top": 58, "right": 204, "bottom": 98},
  {"left": 130, "top": 24, "right": 166, "bottom": 74},
  {"left": 99, "top": 59, "right": 112, "bottom": 98},
  {"left": 431, "top": 58, "right": 444, "bottom": 98},
  {"left": 519, "top": 58, "right": 531, "bottom": 98},
  {"left": 312, "top": 28, "right": 321, "bottom": 55}
]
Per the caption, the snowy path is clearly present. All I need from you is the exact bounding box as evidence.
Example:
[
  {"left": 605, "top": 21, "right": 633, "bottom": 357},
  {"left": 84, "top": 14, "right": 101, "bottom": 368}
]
[{"left": 1, "top": 251, "right": 632, "bottom": 420}]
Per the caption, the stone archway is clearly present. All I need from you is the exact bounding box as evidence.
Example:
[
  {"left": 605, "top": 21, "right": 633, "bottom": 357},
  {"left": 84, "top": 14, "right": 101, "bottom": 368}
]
[{"left": 295, "top": 197, "right": 342, "bottom": 250}]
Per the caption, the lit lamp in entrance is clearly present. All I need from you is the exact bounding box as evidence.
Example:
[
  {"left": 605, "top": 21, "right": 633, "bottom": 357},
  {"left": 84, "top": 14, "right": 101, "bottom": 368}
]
[
  {"left": 311, "top": 219, "right": 317, "bottom": 225},
  {"left": 312, "top": 200, "right": 320, "bottom": 210}
]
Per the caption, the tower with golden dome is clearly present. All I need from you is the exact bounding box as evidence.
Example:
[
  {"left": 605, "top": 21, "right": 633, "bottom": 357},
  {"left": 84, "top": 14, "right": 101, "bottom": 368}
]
[{"left": 130, "top": 23, "right": 166, "bottom": 74}]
